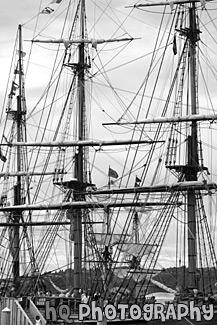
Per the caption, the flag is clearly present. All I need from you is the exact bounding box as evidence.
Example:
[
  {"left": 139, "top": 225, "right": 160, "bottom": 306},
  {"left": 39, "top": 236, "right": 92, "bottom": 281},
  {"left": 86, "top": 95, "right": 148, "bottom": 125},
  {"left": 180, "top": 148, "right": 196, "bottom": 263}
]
[
  {"left": 135, "top": 176, "right": 141, "bottom": 187},
  {"left": 108, "top": 180, "right": 114, "bottom": 186},
  {"left": 16, "top": 50, "right": 26, "bottom": 57},
  {"left": 173, "top": 35, "right": 177, "bottom": 55},
  {"left": 169, "top": 1, "right": 174, "bottom": 11},
  {"left": 14, "top": 68, "right": 24, "bottom": 75},
  {"left": 108, "top": 167, "right": 118, "bottom": 179},
  {"left": 9, "top": 82, "right": 19, "bottom": 96},
  {"left": 41, "top": 7, "right": 54, "bottom": 14},
  {"left": 50, "top": 0, "right": 63, "bottom": 3},
  {"left": 0, "top": 149, "right": 6, "bottom": 163},
  {"left": 200, "top": 0, "right": 206, "bottom": 8},
  {"left": 12, "top": 82, "right": 19, "bottom": 90},
  {"left": 3, "top": 135, "right": 8, "bottom": 143}
]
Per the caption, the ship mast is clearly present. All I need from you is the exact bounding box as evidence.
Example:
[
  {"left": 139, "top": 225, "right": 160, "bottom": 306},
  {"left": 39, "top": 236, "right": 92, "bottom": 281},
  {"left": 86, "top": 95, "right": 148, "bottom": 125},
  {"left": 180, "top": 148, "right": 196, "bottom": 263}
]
[
  {"left": 186, "top": 2, "right": 199, "bottom": 290},
  {"left": 13, "top": 24, "right": 23, "bottom": 291},
  {"left": 126, "top": 1, "right": 201, "bottom": 291},
  {"left": 73, "top": 0, "right": 86, "bottom": 292},
  {"left": 24, "top": 1, "right": 149, "bottom": 294}
]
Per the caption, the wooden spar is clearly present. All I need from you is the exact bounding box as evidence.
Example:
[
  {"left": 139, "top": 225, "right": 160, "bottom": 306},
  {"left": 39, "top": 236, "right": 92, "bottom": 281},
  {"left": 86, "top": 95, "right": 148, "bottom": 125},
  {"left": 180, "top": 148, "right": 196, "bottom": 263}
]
[
  {"left": 125, "top": 0, "right": 213, "bottom": 8},
  {"left": 0, "top": 221, "right": 103, "bottom": 227},
  {"left": 0, "top": 171, "right": 64, "bottom": 177},
  {"left": 87, "top": 181, "right": 217, "bottom": 195},
  {"left": 103, "top": 114, "right": 217, "bottom": 126},
  {"left": 2, "top": 179, "right": 215, "bottom": 212},
  {"left": 0, "top": 200, "right": 182, "bottom": 212},
  {"left": 2, "top": 139, "right": 164, "bottom": 147},
  {"left": 31, "top": 37, "right": 137, "bottom": 45}
]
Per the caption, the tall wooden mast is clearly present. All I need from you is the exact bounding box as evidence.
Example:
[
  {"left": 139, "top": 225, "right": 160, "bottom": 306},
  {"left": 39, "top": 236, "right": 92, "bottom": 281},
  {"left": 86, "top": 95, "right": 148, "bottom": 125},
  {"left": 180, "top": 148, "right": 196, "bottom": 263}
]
[
  {"left": 126, "top": 0, "right": 201, "bottom": 291},
  {"left": 186, "top": 2, "right": 199, "bottom": 289},
  {"left": 73, "top": 0, "right": 86, "bottom": 292},
  {"left": 13, "top": 24, "right": 24, "bottom": 291},
  {"left": 30, "top": 1, "right": 142, "bottom": 293}
]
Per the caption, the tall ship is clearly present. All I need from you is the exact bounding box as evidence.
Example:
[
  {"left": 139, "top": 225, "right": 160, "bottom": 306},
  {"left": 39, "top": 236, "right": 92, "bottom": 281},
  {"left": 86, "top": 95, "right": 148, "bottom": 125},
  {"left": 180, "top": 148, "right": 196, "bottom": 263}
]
[{"left": 0, "top": 0, "right": 217, "bottom": 324}]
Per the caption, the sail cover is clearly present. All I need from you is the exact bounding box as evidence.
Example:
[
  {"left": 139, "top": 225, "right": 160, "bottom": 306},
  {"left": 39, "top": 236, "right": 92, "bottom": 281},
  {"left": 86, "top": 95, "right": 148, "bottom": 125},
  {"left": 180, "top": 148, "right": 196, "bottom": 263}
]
[
  {"left": 94, "top": 233, "right": 129, "bottom": 246},
  {"left": 119, "top": 243, "right": 154, "bottom": 257}
]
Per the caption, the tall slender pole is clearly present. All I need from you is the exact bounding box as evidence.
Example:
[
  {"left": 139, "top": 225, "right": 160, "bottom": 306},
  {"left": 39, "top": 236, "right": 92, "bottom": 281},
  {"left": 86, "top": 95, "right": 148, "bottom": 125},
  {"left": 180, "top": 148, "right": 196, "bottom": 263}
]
[
  {"left": 103, "top": 172, "right": 111, "bottom": 294},
  {"left": 187, "top": 3, "right": 199, "bottom": 289},
  {"left": 74, "top": 0, "right": 85, "bottom": 292},
  {"left": 134, "top": 212, "right": 139, "bottom": 244},
  {"left": 13, "top": 24, "right": 23, "bottom": 292}
]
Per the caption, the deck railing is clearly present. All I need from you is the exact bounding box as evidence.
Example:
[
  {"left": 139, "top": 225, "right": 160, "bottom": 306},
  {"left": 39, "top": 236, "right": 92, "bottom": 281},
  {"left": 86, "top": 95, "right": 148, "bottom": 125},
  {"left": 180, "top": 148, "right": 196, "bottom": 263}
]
[
  {"left": 29, "top": 298, "right": 46, "bottom": 325},
  {"left": 0, "top": 297, "right": 33, "bottom": 325}
]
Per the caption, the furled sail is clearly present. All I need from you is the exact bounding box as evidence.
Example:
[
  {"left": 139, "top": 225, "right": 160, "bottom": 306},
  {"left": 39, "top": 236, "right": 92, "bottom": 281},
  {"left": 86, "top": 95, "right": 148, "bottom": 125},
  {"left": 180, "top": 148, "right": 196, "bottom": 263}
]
[
  {"left": 49, "top": 278, "right": 72, "bottom": 294},
  {"left": 119, "top": 243, "right": 154, "bottom": 257},
  {"left": 148, "top": 278, "right": 176, "bottom": 294},
  {"left": 94, "top": 233, "right": 129, "bottom": 246}
]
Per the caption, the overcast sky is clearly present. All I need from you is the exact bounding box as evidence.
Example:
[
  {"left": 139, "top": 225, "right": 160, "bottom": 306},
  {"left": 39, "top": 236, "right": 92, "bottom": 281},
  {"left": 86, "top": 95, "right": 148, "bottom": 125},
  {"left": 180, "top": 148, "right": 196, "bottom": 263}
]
[
  {"left": 0, "top": 0, "right": 159, "bottom": 102},
  {"left": 1, "top": 0, "right": 217, "bottom": 276},
  {"left": 0, "top": 1, "right": 47, "bottom": 111},
  {"left": 0, "top": 0, "right": 156, "bottom": 274}
]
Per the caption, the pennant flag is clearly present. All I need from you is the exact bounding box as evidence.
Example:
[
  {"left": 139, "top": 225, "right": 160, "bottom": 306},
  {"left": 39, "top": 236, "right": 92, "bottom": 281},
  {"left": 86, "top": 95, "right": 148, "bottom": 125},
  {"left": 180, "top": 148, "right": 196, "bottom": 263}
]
[
  {"left": 108, "top": 167, "right": 118, "bottom": 179},
  {"left": 41, "top": 7, "right": 54, "bottom": 14},
  {"left": 63, "top": 40, "right": 70, "bottom": 49},
  {"left": 50, "top": 0, "right": 62, "bottom": 3},
  {"left": 14, "top": 68, "right": 24, "bottom": 75},
  {"left": 135, "top": 176, "right": 141, "bottom": 187},
  {"left": 0, "top": 149, "right": 6, "bottom": 163},
  {"left": 173, "top": 35, "right": 177, "bottom": 55},
  {"left": 169, "top": 1, "right": 174, "bottom": 11},
  {"left": 3, "top": 135, "right": 8, "bottom": 143},
  {"left": 12, "top": 82, "right": 19, "bottom": 90},
  {"left": 9, "top": 82, "right": 19, "bottom": 96},
  {"left": 108, "top": 180, "right": 114, "bottom": 186},
  {"left": 200, "top": 0, "right": 206, "bottom": 8},
  {"left": 16, "top": 50, "right": 26, "bottom": 57}
]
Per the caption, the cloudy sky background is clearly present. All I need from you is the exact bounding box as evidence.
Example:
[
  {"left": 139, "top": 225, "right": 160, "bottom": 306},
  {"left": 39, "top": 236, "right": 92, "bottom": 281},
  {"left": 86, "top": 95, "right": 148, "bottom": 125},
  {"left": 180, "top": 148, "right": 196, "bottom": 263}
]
[
  {"left": 0, "top": 0, "right": 160, "bottom": 102},
  {"left": 0, "top": 0, "right": 161, "bottom": 274},
  {"left": 1, "top": 0, "right": 217, "bottom": 279}
]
